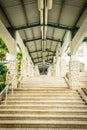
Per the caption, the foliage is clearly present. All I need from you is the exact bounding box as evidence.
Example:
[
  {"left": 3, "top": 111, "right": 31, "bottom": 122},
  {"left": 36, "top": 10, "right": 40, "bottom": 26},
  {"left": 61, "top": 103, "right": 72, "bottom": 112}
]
[
  {"left": 18, "top": 63, "right": 21, "bottom": 73},
  {"left": 0, "top": 83, "right": 6, "bottom": 92},
  {"left": 17, "top": 51, "right": 23, "bottom": 61},
  {"left": 0, "top": 38, "right": 8, "bottom": 62},
  {"left": 0, "top": 63, "right": 8, "bottom": 75}
]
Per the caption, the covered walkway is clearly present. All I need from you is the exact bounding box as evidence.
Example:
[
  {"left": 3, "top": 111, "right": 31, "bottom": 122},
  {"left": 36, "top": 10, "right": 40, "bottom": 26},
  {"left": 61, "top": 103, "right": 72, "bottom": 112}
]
[{"left": 0, "top": 0, "right": 87, "bottom": 129}]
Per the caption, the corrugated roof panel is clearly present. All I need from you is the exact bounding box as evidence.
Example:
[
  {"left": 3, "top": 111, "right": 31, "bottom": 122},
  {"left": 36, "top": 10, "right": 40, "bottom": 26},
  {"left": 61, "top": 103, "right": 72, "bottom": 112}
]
[
  {"left": 35, "top": 40, "right": 42, "bottom": 50},
  {"left": 53, "top": 29, "right": 65, "bottom": 39},
  {"left": 51, "top": 42, "right": 57, "bottom": 51},
  {"left": 5, "top": 5, "right": 26, "bottom": 26},
  {"left": 25, "top": 4, "right": 39, "bottom": 24},
  {"left": 60, "top": 5, "right": 81, "bottom": 26},
  {"left": 24, "top": 0, "right": 36, "bottom": 4},
  {"left": 65, "top": 0, "right": 85, "bottom": 7},
  {"left": 46, "top": 41, "right": 51, "bottom": 50},
  {"left": 32, "top": 27, "right": 41, "bottom": 38},
  {"left": 34, "top": 59, "right": 39, "bottom": 63},
  {"left": 31, "top": 53, "right": 37, "bottom": 58},
  {"left": 25, "top": 28, "right": 33, "bottom": 40},
  {"left": 19, "top": 31, "right": 26, "bottom": 41},
  {"left": 37, "top": 52, "right": 42, "bottom": 56},
  {"left": 0, "top": 0, "right": 21, "bottom": 7},
  {"left": 47, "top": 27, "right": 54, "bottom": 38},
  {"left": 48, "top": 4, "right": 61, "bottom": 23},
  {"left": 27, "top": 42, "right": 36, "bottom": 52}
]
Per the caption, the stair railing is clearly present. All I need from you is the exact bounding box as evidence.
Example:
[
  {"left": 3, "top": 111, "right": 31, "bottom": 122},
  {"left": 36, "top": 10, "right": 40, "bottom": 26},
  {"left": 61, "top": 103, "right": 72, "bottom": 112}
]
[
  {"left": 0, "top": 75, "right": 16, "bottom": 104},
  {"left": 11, "top": 75, "right": 17, "bottom": 95}
]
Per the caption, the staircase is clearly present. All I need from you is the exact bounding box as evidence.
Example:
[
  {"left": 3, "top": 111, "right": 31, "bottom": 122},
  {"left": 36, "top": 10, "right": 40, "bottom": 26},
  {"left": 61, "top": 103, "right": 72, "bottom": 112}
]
[{"left": 0, "top": 76, "right": 87, "bottom": 129}]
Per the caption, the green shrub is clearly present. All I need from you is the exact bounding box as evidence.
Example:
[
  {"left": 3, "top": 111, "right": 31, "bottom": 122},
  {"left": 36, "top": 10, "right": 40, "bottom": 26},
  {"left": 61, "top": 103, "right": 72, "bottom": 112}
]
[{"left": 0, "top": 83, "right": 6, "bottom": 92}]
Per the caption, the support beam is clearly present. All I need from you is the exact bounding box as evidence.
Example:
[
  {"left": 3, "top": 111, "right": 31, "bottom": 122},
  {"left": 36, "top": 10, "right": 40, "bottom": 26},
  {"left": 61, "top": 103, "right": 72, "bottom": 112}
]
[
  {"left": 35, "top": 60, "right": 52, "bottom": 64},
  {"left": 73, "top": 2, "right": 87, "bottom": 28},
  {"left": 7, "top": 23, "right": 79, "bottom": 31},
  {"left": 30, "top": 50, "right": 55, "bottom": 54},
  {"left": 47, "top": 23, "right": 79, "bottom": 31},
  {"left": 61, "top": 31, "right": 72, "bottom": 55},
  {"left": 24, "top": 37, "right": 63, "bottom": 43},
  {"left": 71, "top": 17, "right": 87, "bottom": 55},
  {"left": 33, "top": 54, "right": 55, "bottom": 60},
  {"left": 0, "top": 3, "right": 13, "bottom": 27}
]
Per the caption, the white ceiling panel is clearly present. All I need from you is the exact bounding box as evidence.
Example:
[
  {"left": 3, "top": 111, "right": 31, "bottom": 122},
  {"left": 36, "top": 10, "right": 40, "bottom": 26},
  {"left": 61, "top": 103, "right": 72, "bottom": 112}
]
[
  {"left": 19, "top": 31, "right": 26, "bottom": 40},
  {"left": 32, "top": 27, "right": 41, "bottom": 38},
  {"left": 48, "top": 4, "right": 61, "bottom": 23},
  {"left": 25, "top": 28, "right": 33, "bottom": 40},
  {"left": 25, "top": 4, "right": 39, "bottom": 24},
  {"left": 60, "top": 5, "right": 81, "bottom": 26},
  {"left": 31, "top": 53, "right": 37, "bottom": 58},
  {"left": 35, "top": 40, "right": 41, "bottom": 50},
  {"left": 0, "top": 0, "right": 21, "bottom": 7},
  {"left": 53, "top": 29, "right": 65, "bottom": 39},
  {"left": 51, "top": 42, "right": 57, "bottom": 51},
  {"left": 27, "top": 42, "right": 36, "bottom": 51},
  {"left": 5, "top": 5, "right": 26, "bottom": 26},
  {"left": 47, "top": 27, "right": 54, "bottom": 38}
]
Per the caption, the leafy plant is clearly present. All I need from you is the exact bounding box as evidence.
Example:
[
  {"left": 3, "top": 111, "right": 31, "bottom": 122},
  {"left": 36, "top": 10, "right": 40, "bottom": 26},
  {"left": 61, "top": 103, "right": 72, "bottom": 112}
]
[
  {"left": 0, "top": 63, "right": 8, "bottom": 75},
  {"left": 0, "top": 63, "right": 8, "bottom": 92},
  {"left": 0, "top": 38, "right": 8, "bottom": 62},
  {"left": 0, "top": 83, "right": 6, "bottom": 92},
  {"left": 16, "top": 51, "right": 23, "bottom": 87},
  {"left": 17, "top": 51, "right": 23, "bottom": 61}
]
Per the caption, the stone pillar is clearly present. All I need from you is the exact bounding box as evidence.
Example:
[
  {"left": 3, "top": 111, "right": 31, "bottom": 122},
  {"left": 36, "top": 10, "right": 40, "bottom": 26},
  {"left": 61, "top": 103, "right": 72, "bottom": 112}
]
[
  {"left": 7, "top": 59, "right": 17, "bottom": 88},
  {"left": 51, "top": 65, "right": 56, "bottom": 77},
  {"left": 21, "top": 58, "right": 28, "bottom": 79},
  {"left": 83, "top": 41, "right": 87, "bottom": 71},
  {"left": 34, "top": 64, "right": 40, "bottom": 76},
  {"left": 48, "top": 65, "right": 52, "bottom": 76},
  {"left": 69, "top": 56, "right": 80, "bottom": 89}
]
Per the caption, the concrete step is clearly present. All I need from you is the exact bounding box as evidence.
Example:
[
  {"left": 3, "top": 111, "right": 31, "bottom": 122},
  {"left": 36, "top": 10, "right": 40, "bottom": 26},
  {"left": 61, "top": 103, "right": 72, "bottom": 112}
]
[
  {"left": 7, "top": 95, "right": 81, "bottom": 99},
  {"left": 0, "top": 77, "right": 87, "bottom": 129},
  {"left": 0, "top": 105, "right": 87, "bottom": 110},
  {"left": 1, "top": 100, "right": 84, "bottom": 105},
  {"left": 0, "top": 128, "right": 86, "bottom": 130},
  {"left": 0, "top": 114, "right": 87, "bottom": 121},
  {"left": 7, "top": 93, "right": 79, "bottom": 96},
  {"left": 0, "top": 109, "right": 87, "bottom": 115},
  {"left": 9, "top": 88, "right": 76, "bottom": 92},
  {"left": 0, "top": 120, "right": 87, "bottom": 128},
  {"left": 7, "top": 97, "right": 82, "bottom": 101}
]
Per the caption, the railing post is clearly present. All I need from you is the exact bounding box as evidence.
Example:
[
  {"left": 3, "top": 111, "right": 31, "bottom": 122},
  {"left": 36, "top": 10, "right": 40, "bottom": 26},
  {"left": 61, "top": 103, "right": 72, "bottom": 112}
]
[{"left": 5, "top": 86, "right": 8, "bottom": 104}]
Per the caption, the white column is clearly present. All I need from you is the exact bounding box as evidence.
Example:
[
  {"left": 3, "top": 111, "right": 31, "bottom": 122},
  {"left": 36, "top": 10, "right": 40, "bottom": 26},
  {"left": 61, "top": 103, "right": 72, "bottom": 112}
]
[
  {"left": 69, "top": 55, "right": 80, "bottom": 90},
  {"left": 34, "top": 64, "right": 40, "bottom": 76},
  {"left": 56, "top": 56, "right": 61, "bottom": 77},
  {"left": 48, "top": 65, "right": 52, "bottom": 76},
  {"left": 83, "top": 41, "right": 87, "bottom": 71},
  {"left": 0, "top": 20, "right": 16, "bottom": 54}
]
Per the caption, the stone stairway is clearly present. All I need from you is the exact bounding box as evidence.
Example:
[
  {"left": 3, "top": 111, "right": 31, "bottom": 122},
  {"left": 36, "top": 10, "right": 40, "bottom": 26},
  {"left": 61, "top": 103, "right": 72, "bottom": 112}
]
[{"left": 0, "top": 76, "right": 87, "bottom": 129}]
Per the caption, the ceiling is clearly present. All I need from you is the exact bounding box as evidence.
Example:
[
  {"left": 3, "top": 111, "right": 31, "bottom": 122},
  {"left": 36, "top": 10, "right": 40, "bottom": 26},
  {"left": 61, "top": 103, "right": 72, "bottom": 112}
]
[{"left": 0, "top": 0, "right": 87, "bottom": 69}]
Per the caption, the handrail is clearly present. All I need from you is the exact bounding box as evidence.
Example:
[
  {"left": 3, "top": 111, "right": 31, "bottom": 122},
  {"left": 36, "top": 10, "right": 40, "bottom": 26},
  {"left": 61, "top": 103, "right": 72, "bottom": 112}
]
[
  {"left": 0, "top": 75, "right": 16, "bottom": 104},
  {"left": 11, "top": 75, "right": 16, "bottom": 95},
  {"left": 0, "top": 84, "right": 9, "bottom": 104}
]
